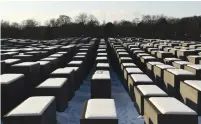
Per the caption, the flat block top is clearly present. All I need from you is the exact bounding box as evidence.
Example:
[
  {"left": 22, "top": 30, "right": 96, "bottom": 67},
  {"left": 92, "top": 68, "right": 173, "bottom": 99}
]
[
  {"left": 36, "top": 61, "right": 50, "bottom": 65},
  {"left": 85, "top": 99, "right": 117, "bottom": 119},
  {"left": 173, "top": 61, "right": 192, "bottom": 65},
  {"left": 14, "top": 54, "right": 32, "bottom": 57},
  {"left": 114, "top": 47, "right": 124, "bottom": 50},
  {"left": 99, "top": 45, "right": 106, "bottom": 47},
  {"left": 13, "top": 62, "right": 39, "bottom": 66},
  {"left": 68, "top": 61, "right": 83, "bottom": 64},
  {"left": 96, "top": 57, "right": 107, "bottom": 60},
  {"left": 188, "top": 55, "right": 201, "bottom": 59},
  {"left": 149, "top": 97, "right": 197, "bottom": 115},
  {"left": 26, "top": 51, "right": 40, "bottom": 54},
  {"left": 51, "top": 68, "right": 74, "bottom": 74},
  {"left": 141, "top": 56, "right": 156, "bottom": 59},
  {"left": 4, "top": 51, "right": 19, "bottom": 54},
  {"left": 41, "top": 57, "right": 57, "bottom": 61},
  {"left": 131, "top": 48, "right": 140, "bottom": 50},
  {"left": 49, "top": 54, "right": 63, "bottom": 57},
  {"left": 92, "top": 70, "right": 110, "bottom": 80},
  {"left": 74, "top": 55, "right": 85, "bottom": 58},
  {"left": 97, "top": 49, "right": 106, "bottom": 51},
  {"left": 64, "top": 67, "right": 79, "bottom": 71},
  {"left": 128, "top": 44, "right": 137, "bottom": 47},
  {"left": 116, "top": 49, "right": 126, "bottom": 52},
  {"left": 155, "top": 64, "right": 176, "bottom": 69},
  {"left": 118, "top": 52, "right": 129, "bottom": 55},
  {"left": 148, "top": 62, "right": 163, "bottom": 66},
  {"left": 126, "top": 67, "right": 143, "bottom": 73},
  {"left": 157, "top": 51, "right": 171, "bottom": 54},
  {"left": 130, "top": 74, "right": 153, "bottom": 83},
  {"left": 7, "top": 96, "right": 55, "bottom": 116},
  {"left": 97, "top": 53, "right": 107, "bottom": 56},
  {"left": 167, "top": 69, "right": 195, "bottom": 75},
  {"left": 183, "top": 80, "right": 201, "bottom": 91},
  {"left": 44, "top": 47, "right": 56, "bottom": 50},
  {"left": 164, "top": 58, "right": 181, "bottom": 61},
  {"left": 61, "top": 45, "right": 74, "bottom": 49},
  {"left": 137, "top": 85, "right": 167, "bottom": 96},
  {"left": 148, "top": 48, "right": 158, "bottom": 50},
  {"left": 97, "top": 63, "right": 109, "bottom": 67},
  {"left": 79, "top": 48, "right": 89, "bottom": 51},
  {"left": 186, "top": 64, "right": 201, "bottom": 70},
  {"left": 57, "top": 52, "right": 67, "bottom": 54},
  {"left": 4, "top": 59, "right": 21, "bottom": 64},
  {"left": 0, "top": 74, "right": 24, "bottom": 84},
  {"left": 133, "top": 50, "right": 145, "bottom": 53},
  {"left": 37, "top": 78, "right": 67, "bottom": 88},
  {"left": 179, "top": 49, "right": 196, "bottom": 52},
  {"left": 120, "top": 57, "right": 132, "bottom": 60},
  {"left": 77, "top": 52, "right": 87, "bottom": 55},
  {"left": 122, "top": 63, "right": 136, "bottom": 67}
]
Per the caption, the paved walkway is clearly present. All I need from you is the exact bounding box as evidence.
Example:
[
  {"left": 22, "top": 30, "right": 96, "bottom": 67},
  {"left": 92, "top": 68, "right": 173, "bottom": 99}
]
[{"left": 56, "top": 68, "right": 144, "bottom": 124}]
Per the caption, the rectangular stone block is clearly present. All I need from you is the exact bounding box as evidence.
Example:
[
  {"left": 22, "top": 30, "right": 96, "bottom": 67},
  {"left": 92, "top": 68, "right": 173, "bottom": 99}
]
[
  {"left": 96, "top": 63, "right": 110, "bottom": 70},
  {"left": 50, "top": 68, "right": 75, "bottom": 100},
  {"left": 91, "top": 70, "right": 111, "bottom": 98},
  {"left": 163, "top": 69, "right": 195, "bottom": 99},
  {"left": 134, "top": 85, "right": 168, "bottom": 115},
  {"left": 154, "top": 64, "right": 176, "bottom": 90},
  {"left": 35, "top": 78, "right": 69, "bottom": 112},
  {"left": 172, "top": 61, "right": 193, "bottom": 69},
  {"left": 1, "top": 74, "right": 25, "bottom": 117},
  {"left": 80, "top": 99, "right": 118, "bottom": 124},
  {"left": 128, "top": 74, "right": 153, "bottom": 101},
  {"left": 9, "top": 62, "right": 40, "bottom": 97},
  {"left": 3, "top": 96, "right": 56, "bottom": 124},
  {"left": 187, "top": 55, "right": 201, "bottom": 64},
  {"left": 180, "top": 80, "right": 201, "bottom": 115},
  {"left": 163, "top": 58, "right": 181, "bottom": 65},
  {"left": 184, "top": 64, "right": 201, "bottom": 79},
  {"left": 144, "top": 97, "right": 197, "bottom": 124}
]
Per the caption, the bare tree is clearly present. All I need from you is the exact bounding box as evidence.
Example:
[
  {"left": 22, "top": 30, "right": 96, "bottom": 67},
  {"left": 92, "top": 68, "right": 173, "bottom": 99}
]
[
  {"left": 21, "top": 19, "right": 39, "bottom": 28},
  {"left": 167, "top": 17, "right": 179, "bottom": 24},
  {"left": 11, "top": 22, "right": 21, "bottom": 29},
  {"left": 1, "top": 13, "right": 201, "bottom": 41},
  {"left": 57, "top": 15, "right": 71, "bottom": 26},
  {"left": 1, "top": 20, "right": 10, "bottom": 28},
  {"left": 119, "top": 20, "right": 133, "bottom": 27},
  {"left": 45, "top": 18, "right": 59, "bottom": 27},
  {"left": 113, "top": 20, "right": 119, "bottom": 26},
  {"left": 87, "top": 14, "right": 99, "bottom": 26},
  {"left": 132, "top": 18, "right": 140, "bottom": 26},
  {"left": 142, "top": 15, "right": 152, "bottom": 23},
  {"left": 75, "top": 13, "right": 88, "bottom": 25}
]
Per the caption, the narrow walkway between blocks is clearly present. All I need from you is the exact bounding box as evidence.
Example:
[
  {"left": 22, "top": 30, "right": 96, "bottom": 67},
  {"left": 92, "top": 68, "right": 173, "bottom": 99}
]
[{"left": 56, "top": 67, "right": 144, "bottom": 124}]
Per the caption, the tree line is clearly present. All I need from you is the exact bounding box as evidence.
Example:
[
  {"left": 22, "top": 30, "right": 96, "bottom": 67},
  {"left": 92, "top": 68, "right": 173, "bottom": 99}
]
[{"left": 1, "top": 13, "right": 201, "bottom": 41}]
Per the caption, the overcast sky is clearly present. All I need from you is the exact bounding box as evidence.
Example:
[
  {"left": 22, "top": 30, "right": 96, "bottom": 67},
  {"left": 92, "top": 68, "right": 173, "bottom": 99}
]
[{"left": 1, "top": 1, "right": 201, "bottom": 25}]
